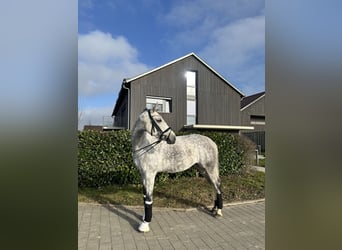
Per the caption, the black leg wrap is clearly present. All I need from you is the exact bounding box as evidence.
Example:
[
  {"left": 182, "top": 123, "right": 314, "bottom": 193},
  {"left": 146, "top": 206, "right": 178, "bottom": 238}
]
[
  {"left": 214, "top": 199, "right": 218, "bottom": 209},
  {"left": 144, "top": 203, "right": 152, "bottom": 222},
  {"left": 217, "top": 193, "right": 223, "bottom": 209}
]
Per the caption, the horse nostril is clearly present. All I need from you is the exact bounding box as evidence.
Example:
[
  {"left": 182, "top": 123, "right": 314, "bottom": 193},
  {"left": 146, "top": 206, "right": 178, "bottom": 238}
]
[{"left": 167, "top": 133, "right": 176, "bottom": 144}]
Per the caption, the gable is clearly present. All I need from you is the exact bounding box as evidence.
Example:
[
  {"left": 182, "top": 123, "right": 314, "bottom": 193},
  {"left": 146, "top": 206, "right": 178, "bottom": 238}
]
[
  {"left": 126, "top": 52, "right": 244, "bottom": 97},
  {"left": 241, "top": 91, "right": 265, "bottom": 110},
  {"left": 112, "top": 52, "right": 246, "bottom": 131}
]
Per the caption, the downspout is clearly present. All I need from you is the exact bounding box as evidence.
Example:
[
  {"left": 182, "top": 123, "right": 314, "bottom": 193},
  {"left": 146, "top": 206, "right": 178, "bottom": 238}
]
[{"left": 122, "top": 79, "right": 130, "bottom": 130}]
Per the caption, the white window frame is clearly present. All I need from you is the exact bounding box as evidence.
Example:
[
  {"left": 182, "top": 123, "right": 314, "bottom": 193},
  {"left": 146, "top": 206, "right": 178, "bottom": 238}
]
[
  {"left": 146, "top": 96, "right": 172, "bottom": 113},
  {"left": 250, "top": 115, "right": 266, "bottom": 125},
  {"left": 186, "top": 71, "right": 197, "bottom": 125}
]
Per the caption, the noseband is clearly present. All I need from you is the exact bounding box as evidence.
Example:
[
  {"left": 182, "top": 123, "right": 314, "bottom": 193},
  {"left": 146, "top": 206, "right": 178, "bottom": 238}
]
[
  {"left": 147, "top": 109, "right": 172, "bottom": 141},
  {"left": 133, "top": 109, "right": 172, "bottom": 154}
]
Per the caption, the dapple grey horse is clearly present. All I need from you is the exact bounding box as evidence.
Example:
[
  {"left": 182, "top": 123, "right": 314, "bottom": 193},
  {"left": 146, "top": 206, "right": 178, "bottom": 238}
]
[{"left": 132, "top": 108, "right": 223, "bottom": 232}]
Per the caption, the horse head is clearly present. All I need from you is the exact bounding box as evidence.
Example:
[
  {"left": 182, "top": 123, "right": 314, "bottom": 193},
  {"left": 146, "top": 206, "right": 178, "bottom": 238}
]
[{"left": 142, "top": 107, "right": 176, "bottom": 144}]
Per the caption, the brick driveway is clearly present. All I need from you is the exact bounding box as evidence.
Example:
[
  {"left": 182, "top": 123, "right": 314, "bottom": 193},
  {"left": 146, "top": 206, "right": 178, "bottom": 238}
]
[{"left": 78, "top": 200, "right": 265, "bottom": 249}]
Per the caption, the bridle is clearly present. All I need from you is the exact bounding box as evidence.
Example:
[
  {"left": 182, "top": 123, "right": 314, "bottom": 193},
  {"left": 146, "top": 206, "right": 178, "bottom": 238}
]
[
  {"left": 147, "top": 109, "right": 172, "bottom": 141},
  {"left": 133, "top": 109, "right": 172, "bottom": 154}
]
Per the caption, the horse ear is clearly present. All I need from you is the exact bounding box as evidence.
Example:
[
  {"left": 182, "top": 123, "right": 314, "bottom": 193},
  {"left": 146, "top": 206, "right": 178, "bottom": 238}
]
[{"left": 152, "top": 104, "right": 158, "bottom": 112}]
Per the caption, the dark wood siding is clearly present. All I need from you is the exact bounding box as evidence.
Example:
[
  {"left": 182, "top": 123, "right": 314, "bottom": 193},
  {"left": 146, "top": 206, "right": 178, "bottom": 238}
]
[
  {"left": 129, "top": 55, "right": 243, "bottom": 131},
  {"left": 130, "top": 61, "right": 186, "bottom": 131},
  {"left": 241, "top": 96, "right": 265, "bottom": 131},
  {"left": 195, "top": 61, "right": 241, "bottom": 126},
  {"left": 113, "top": 94, "right": 128, "bottom": 128}
]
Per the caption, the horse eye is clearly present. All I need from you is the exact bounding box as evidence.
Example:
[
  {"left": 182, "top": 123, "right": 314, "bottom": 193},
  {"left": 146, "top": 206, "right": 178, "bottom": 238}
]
[{"left": 155, "top": 118, "right": 162, "bottom": 122}]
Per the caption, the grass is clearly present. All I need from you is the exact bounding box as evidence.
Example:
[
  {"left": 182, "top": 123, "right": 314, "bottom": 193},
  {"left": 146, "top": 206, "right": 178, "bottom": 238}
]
[
  {"left": 78, "top": 169, "right": 264, "bottom": 209},
  {"left": 258, "top": 158, "right": 265, "bottom": 167}
]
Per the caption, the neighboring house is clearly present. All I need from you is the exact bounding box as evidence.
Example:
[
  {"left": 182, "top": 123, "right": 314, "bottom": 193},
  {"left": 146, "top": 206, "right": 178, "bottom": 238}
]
[
  {"left": 83, "top": 125, "right": 124, "bottom": 132},
  {"left": 112, "top": 52, "right": 254, "bottom": 133},
  {"left": 83, "top": 125, "right": 104, "bottom": 131},
  {"left": 240, "top": 91, "right": 265, "bottom": 152},
  {"left": 82, "top": 116, "right": 121, "bottom": 132}
]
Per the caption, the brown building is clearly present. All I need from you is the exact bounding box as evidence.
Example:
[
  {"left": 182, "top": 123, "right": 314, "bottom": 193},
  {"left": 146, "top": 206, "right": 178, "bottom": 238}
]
[{"left": 112, "top": 52, "right": 254, "bottom": 133}]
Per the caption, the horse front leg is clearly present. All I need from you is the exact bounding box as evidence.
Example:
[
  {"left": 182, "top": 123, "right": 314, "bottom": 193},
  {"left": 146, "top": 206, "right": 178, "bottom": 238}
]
[{"left": 138, "top": 173, "right": 156, "bottom": 233}]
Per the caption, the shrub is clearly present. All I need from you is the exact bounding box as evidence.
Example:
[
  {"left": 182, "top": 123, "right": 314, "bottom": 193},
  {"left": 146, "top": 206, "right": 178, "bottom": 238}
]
[
  {"left": 78, "top": 130, "right": 250, "bottom": 187},
  {"left": 177, "top": 131, "right": 245, "bottom": 176},
  {"left": 235, "top": 134, "right": 257, "bottom": 166},
  {"left": 78, "top": 130, "right": 140, "bottom": 187}
]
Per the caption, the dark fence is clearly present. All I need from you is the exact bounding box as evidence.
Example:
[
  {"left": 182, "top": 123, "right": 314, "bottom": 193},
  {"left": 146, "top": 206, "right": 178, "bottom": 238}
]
[{"left": 242, "top": 131, "right": 265, "bottom": 153}]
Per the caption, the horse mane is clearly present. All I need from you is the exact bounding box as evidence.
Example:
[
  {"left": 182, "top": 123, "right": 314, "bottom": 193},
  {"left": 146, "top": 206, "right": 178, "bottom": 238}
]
[
  {"left": 131, "top": 110, "right": 149, "bottom": 147},
  {"left": 131, "top": 107, "right": 155, "bottom": 137}
]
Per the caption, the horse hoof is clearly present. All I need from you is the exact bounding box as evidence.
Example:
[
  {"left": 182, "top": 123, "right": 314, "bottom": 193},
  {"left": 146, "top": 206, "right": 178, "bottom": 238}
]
[
  {"left": 138, "top": 221, "right": 150, "bottom": 233},
  {"left": 215, "top": 209, "right": 223, "bottom": 217}
]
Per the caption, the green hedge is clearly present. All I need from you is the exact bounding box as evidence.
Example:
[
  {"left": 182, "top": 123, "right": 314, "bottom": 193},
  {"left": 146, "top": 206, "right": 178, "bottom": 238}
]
[{"left": 78, "top": 130, "right": 249, "bottom": 188}]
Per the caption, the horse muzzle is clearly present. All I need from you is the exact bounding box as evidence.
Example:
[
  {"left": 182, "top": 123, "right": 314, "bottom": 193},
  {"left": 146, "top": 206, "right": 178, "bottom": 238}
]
[{"left": 166, "top": 130, "right": 176, "bottom": 144}]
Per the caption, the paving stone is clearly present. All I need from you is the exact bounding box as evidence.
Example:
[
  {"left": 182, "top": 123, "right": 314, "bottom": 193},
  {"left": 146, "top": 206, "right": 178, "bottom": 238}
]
[{"left": 78, "top": 200, "right": 265, "bottom": 249}]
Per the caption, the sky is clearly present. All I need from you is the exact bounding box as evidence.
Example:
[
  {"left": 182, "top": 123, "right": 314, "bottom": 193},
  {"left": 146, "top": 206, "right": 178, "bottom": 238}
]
[{"left": 78, "top": 0, "right": 265, "bottom": 130}]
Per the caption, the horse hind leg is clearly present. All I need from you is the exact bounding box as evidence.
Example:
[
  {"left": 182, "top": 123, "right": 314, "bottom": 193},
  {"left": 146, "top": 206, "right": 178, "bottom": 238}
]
[
  {"left": 211, "top": 177, "right": 223, "bottom": 217},
  {"left": 214, "top": 193, "right": 223, "bottom": 217},
  {"left": 199, "top": 163, "right": 223, "bottom": 217}
]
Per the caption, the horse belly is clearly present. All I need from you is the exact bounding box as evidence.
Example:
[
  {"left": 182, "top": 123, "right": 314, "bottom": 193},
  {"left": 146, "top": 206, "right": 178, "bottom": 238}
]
[
  {"left": 164, "top": 158, "right": 195, "bottom": 173},
  {"left": 161, "top": 146, "right": 199, "bottom": 173}
]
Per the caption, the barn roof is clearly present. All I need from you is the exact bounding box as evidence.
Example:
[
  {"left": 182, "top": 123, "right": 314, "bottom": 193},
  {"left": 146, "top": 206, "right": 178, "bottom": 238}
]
[
  {"left": 125, "top": 52, "right": 245, "bottom": 96},
  {"left": 240, "top": 91, "right": 265, "bottom": 110}
]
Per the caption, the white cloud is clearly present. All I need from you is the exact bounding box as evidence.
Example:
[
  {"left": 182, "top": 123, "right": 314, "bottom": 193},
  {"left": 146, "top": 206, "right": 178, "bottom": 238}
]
[
  {"left": 201, "top": 15, "right": 264, "bottom": 66},
  {"left": 162, "top": 0, "right": 265, "bottom": 95},
  {"left": 78, "top": 105, "right": 113, "bottom": 130},
  {"left": 164, "top": 0, "right": 264, "bottom": 28},
  {"left": 78, "top": 30, "right": 149, "bottom": 96},
  {"left": 78, "top": 31, "right": 137, "bottom": 63},
  {"left": 78, "top": 30, "right": 150, "bottom": 129},
  {"left": 199, "top": 15, "right": 265, "bottom": 95}
]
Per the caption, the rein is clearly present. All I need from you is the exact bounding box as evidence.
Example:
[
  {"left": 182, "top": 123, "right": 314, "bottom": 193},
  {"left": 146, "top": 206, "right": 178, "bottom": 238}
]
[
  {"left": 133, "top": 139, "right": 162, "bottom": 154},
  {"left": 133, "top": 109, "right": 172, "bottom": 154}
]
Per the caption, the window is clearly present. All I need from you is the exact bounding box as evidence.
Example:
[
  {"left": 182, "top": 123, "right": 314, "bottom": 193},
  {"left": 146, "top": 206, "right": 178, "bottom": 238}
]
[
  {"left": 146, "top": 96, "right": 172, "bottom": 113},
  {"left": 250, "top": 115, "right": 265, "bottom": 125},
  {"left": 186, "top": 71, "right": 197, "bottom": 125}
]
